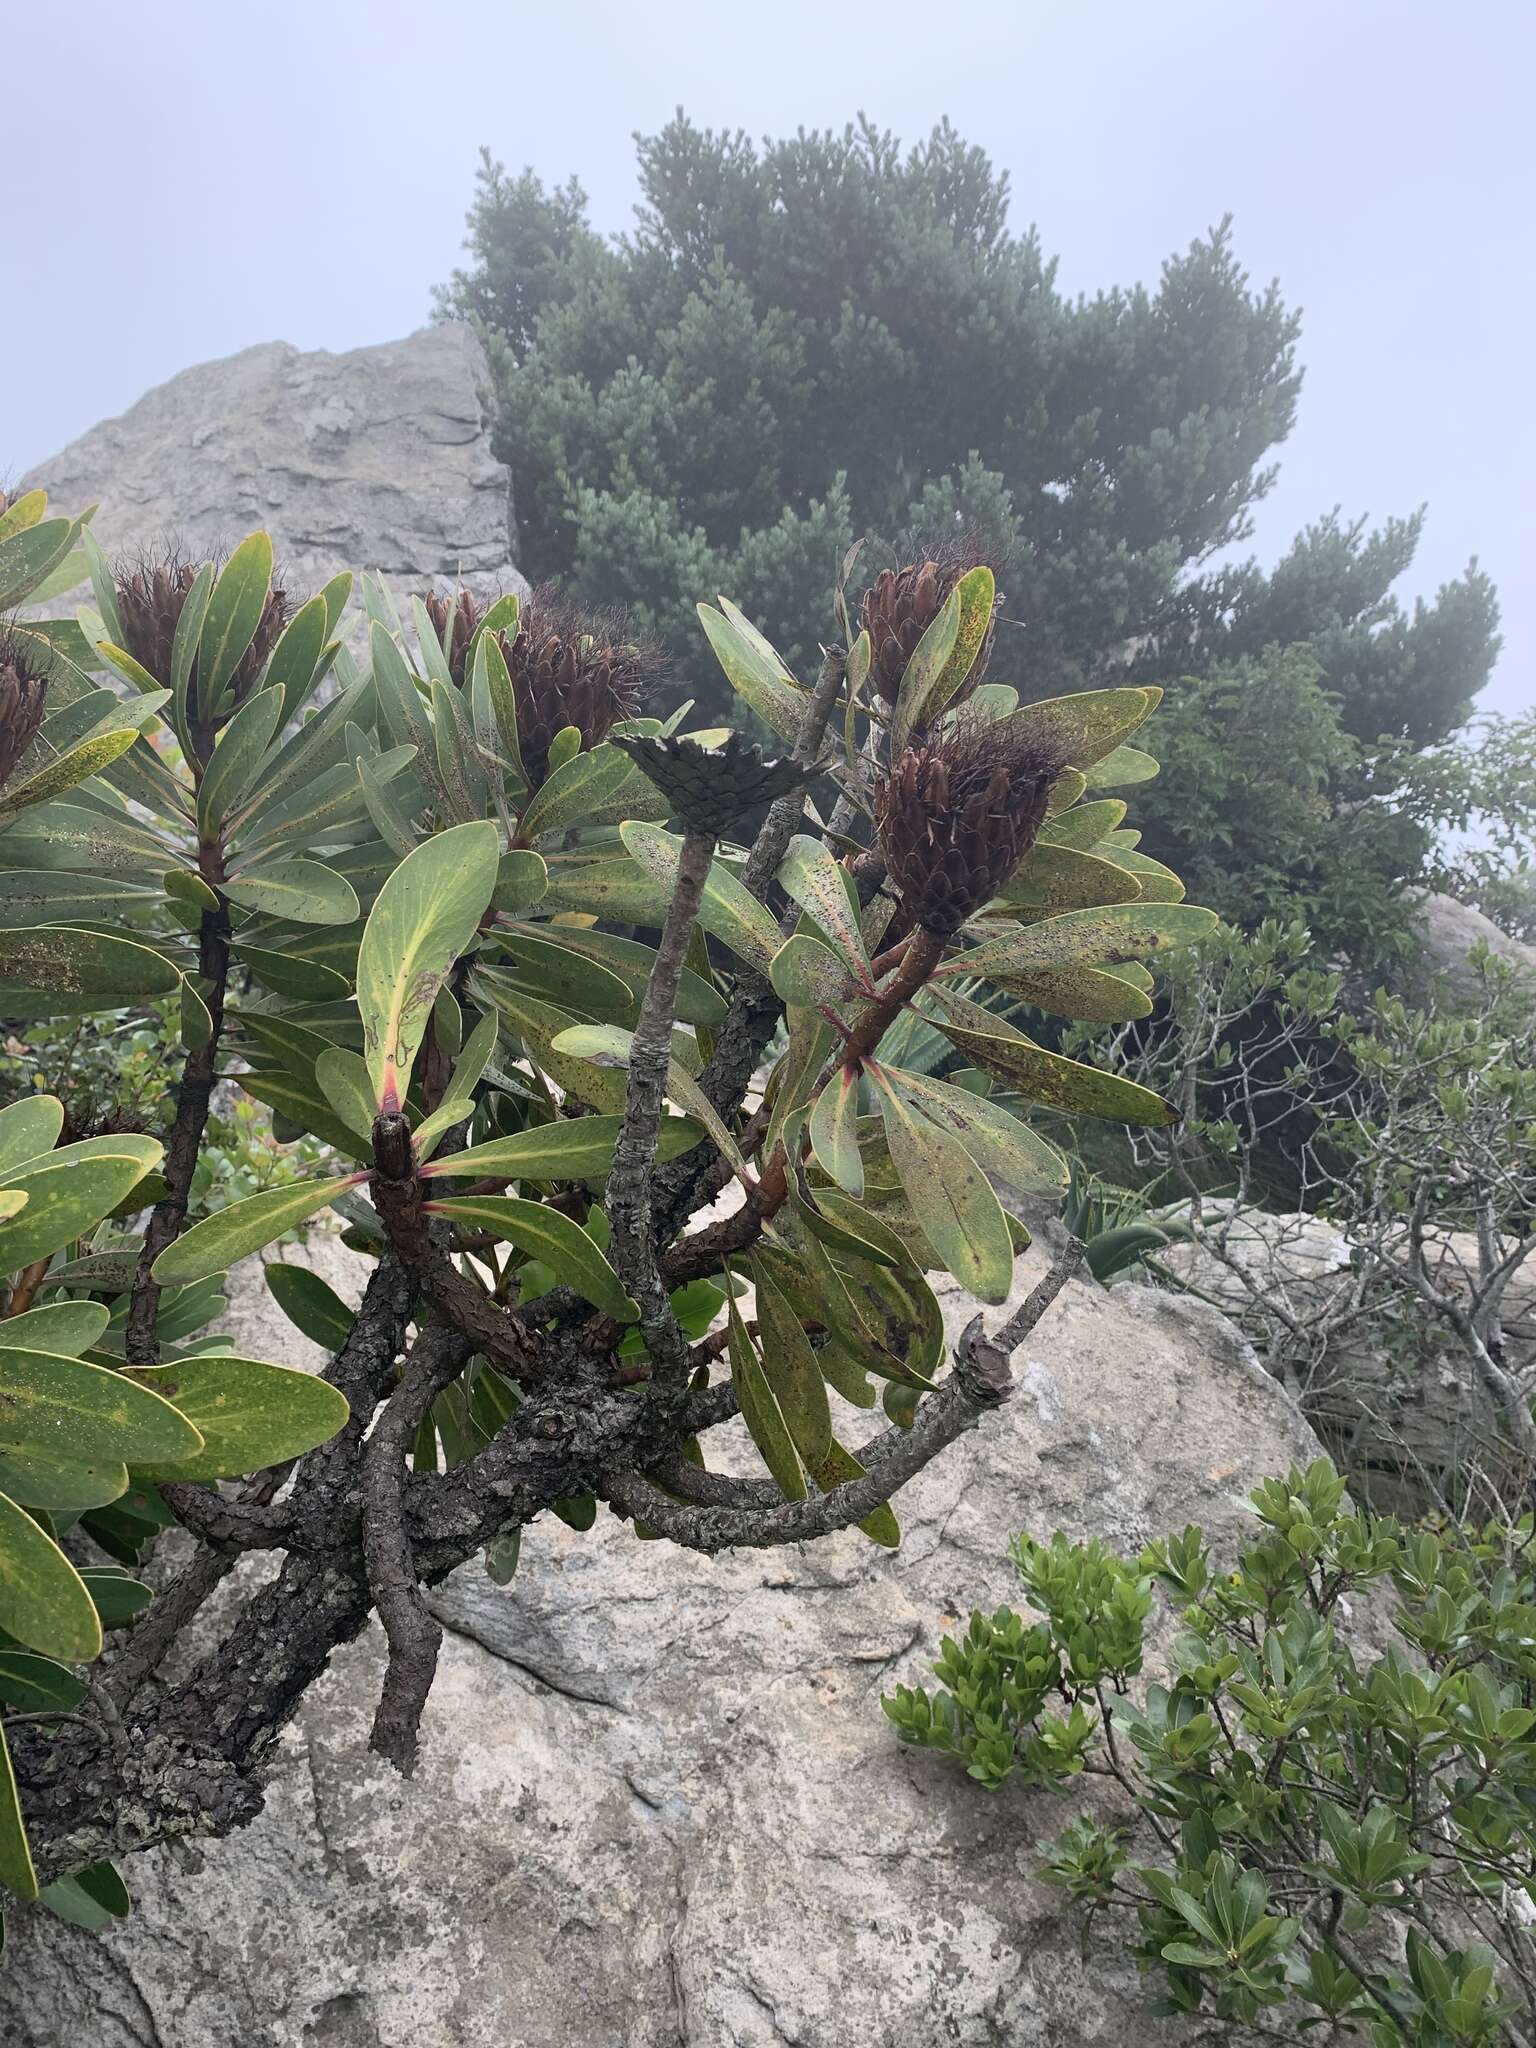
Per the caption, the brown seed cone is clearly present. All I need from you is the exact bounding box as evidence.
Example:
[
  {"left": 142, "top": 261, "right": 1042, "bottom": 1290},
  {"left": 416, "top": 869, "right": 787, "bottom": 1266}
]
[
  {"left": 0, "top": 636, "right": 47, "bottom": 789},
  {"left": 874, "top": 715, "right": 1065, "bottom": 940},
  {"left": 115, "top": 548, "right": 291, "bottom": 737},
  {"left": 858, "top": 535, "right": 1002, "bottom": 714}
]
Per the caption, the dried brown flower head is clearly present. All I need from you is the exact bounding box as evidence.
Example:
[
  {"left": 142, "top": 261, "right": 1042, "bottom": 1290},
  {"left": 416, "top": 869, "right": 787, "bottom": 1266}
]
[
  {"left": 422, "top": 587, "right": 663, "bottom": 788},
  {"left": 859, "top": 535, "right": 1003, "bottom": 714},
  {"left": 874, "top": 713, "right": 1066, "bottom": 939},
  {"left": 115, "top": 547, "right": 292, "bottom": 742},
  {"left": 0, "top": 633, "right": 47, "bottom": 789}
]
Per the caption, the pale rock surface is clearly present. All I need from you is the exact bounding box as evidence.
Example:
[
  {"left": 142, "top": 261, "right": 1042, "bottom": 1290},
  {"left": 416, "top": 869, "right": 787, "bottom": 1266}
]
[
  {"left": 21, "top": 324, "right": 526, "bottom": 627},
  {"left": 1, "top": 1243, "right": 1323, "bottom": 2048},
  {"left": 1411, "top": 891, "right": 1536, "bottom": 1007}
]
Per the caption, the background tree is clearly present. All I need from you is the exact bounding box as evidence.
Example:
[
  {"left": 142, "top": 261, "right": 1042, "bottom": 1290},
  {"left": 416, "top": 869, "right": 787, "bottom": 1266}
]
[{"left": 437, "top": 117, "right": 1502, "bottom": 965}]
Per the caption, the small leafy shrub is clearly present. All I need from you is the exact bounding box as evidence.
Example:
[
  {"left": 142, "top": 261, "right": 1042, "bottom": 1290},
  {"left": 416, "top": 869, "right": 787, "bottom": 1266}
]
[{"left": 885, "top": 1459, "right": 1536, "bottom": 2041}]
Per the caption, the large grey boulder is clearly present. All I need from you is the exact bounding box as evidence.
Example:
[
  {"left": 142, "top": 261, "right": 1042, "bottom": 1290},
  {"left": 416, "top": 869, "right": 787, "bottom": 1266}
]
[
  {"left": 1411, "top": 892, "right": 1536, "bottom": 1008},
  {"left": 21, "top": 323, "right": 525, "bottom": 618},
  {"left": 1, "top": 1245, "right": 1323, "bottom": 2048}
]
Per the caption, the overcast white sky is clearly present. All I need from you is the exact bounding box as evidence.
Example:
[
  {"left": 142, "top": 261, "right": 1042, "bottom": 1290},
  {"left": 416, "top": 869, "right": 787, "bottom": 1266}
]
[{"left": 5, "top": 0, "right": 1530, "bottom": 716}]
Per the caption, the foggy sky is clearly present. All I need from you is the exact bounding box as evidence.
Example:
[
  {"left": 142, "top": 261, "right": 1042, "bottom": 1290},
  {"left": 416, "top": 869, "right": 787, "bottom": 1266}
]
[{"left": 5, "top": 0, "right": 1530, "bottom": 717}]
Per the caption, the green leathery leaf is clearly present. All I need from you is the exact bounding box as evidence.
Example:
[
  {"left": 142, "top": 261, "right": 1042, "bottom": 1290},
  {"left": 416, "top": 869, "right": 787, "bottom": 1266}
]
[
  {"left": 0, "top": 489, "right": 46, "bottom": 543},
  {"left": 0, "top": 928, "right": 181, "bottom": 1003},
  {"left": 0, "top": 515, "right": 82, "bottom": 611},
  {"left": 1036, "top": 798, "right": 1129, "bottom": 850},
  {"left": 0, "top": 1097, "right": 63, "bottom": 1175},
  {"left": 946, "top": 902, "right": 1218, "bottom": 981},
  {"left": 356, "top": 820, "right": 499, "bottom": 1111},
  {"left": 313, "top": 1046, "right": 379, "bottom": 1139},
  {"left": 998, "top": 687, "right": 1158, "bottom": 772},
  {"left": 238, "top": 1069, "right": 370, "bottom": 1162},
  {"left": 430, "top": 675, "right": 481, "bottom": 823},
  {"left": 420, "top": 1113, "right": 700, "bottom": 1185},
  {"left": 0, "top": 1447, "right": 130, "bottom": 1512},
  {"left": 476, "top": 628, "right": 526, "bottom": 786},
  {"left": 1104, "top": 847, "right": 1185, "bottom": 902},
  {"left": 40, "top": 1861, "right": 131, "bottom": 1930},
  {"left": 264, "top": 593, "right": 331, "bottom": 725},
  {"left": 179, "top": 975, "right": 214, "bottom": 1052},
  {"left": 539, "top": 854, "right": 671, "bottom": 924},
  {"left": 491, "top": 930, "right": 636, "bottom": 1023},
  {"left": 411, "top": 596, "right": 456, "bottom": 689},
  {"left": 409, "top": 1095, "right": 473, "bottom": 1163},
  {"left": 492, "top": 850, "right": 548, "bottom": 915},
  {"left": 768, "top": 934, "right": 861, "bottom": 1010},
  {"left": 424, "top": 1196, "right": 639, "bottom": 1322},
  {"left": 1088, "top": 743, "right": 1159, "bottom": 787},
  {"left": 223, "top": 858, "right": 360, "bottom": 927},
  {"left": 619, "top": 821, "right": 782, "bottom": 969},
  {"left": 169, "top": 559, "right": 216, "bottom": 746},
  {"left": 79, "top": 1568, "right": 152, "bottom": 1629},
  {"left": 928, "top": 1009, "right": 1180, "bottom": 1125},
  {"left": 0, "top": 1134, "right": 163, "bottom": 1270},
  {"left": 233, "top": 944, "right": 350, "bottom": 1002},
  {"left": 775, "top": 835, "right": 872, "bottom": 980},
  {"left": 356, "top": 751, "right": 420, "bottom": 860},
  {"left": 1045, "top": 767, "right": 1087, "bottom": 815},
  {"left": 263, "top": 1263, "right": 355, "bottom": 1353},
  {"left": 197, "top": 532, "right": 273, "bottom": 713},
  {"left": 519, "top": 743, "right": 632, "bottom": 842},
  {"left": 124, "top": 1358, "right": 350, "bottom": 1481},
  {"left": 697, "top": 601, "right": 807, "bottom": 744},
  {"left": 748, "top": 1257, "right": 831, "bottom": 1464},
  {"left": 808, "top": 1065, "right": 864, "bottom": 1197},
  {"left": 0, "top": 1347, "right": 202, "bottom": 1462},
  {"left": 195, "top": 686, "right": 283, "bottom": 837},
  {"left": 0, "top": 1723, "right": 39, "bottom": 1902},
  {"left": 369, "top": 620, "right": 436, "bottom": 761},
  {"left": 473, "top": 982, "right": 628, "bottom": 1115},
  {"left": 880, "top": 1066, "right": 1069, "bottom": 1199},
  {"left": 726, "top": 1288, "right": 806, "bottom": 1502},
  {"left": 891, "top": 583, "right": 962, "bottom": 751},
  {"left": 0, "top": 873, "right": 160, "bottom": 926},
  {"left": 151, "top": 1174, "right": 365, "bottom": 1286},
  {"left": 991, "top": 843, "right": 1143, "bottom": 915},
  {"left": 0, "top": 1490, "right": 103, "bottom": 1662},
  {"left": 0, "top": 1303, "right": 109, "bottom": 1356},
  {"left": 0, "top": 729, "right": 139, "bottom": 828},
  {"left": 549, "top": 1025, "right": 748, "bottom": 1178},
  {"left": 868, "top": 1066, "right": 1013, "bottom": 1302},
  {"left": 991, "top": 962, "right": 1155, "bottom": 1023},
  {"left": 508, "top": 924, "right": 724, "bottom": 1025},
  {"left": 0, "top": 797, "right": 169, "bottom": 874},
  {"left": 0, "top": 1650, "right": 85, "bottom": 1713}
]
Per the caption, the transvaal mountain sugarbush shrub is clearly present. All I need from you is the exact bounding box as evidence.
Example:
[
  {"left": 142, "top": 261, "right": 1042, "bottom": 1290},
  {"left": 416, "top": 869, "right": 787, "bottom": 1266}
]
[{"left": 0, "top": 482, "right": 1224, "bottom": 1942}]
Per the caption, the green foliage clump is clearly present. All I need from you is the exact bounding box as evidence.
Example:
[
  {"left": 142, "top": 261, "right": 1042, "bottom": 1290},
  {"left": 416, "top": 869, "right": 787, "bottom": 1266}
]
[{"left": 885, "top": 1459, "right": 1536, "bottom": 2042}]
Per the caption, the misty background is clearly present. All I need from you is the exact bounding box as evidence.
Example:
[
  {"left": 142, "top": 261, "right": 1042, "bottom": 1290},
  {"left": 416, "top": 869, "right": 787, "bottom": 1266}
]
[{"left": 5, "top": 0, "right": 1529, "bottom": 716}]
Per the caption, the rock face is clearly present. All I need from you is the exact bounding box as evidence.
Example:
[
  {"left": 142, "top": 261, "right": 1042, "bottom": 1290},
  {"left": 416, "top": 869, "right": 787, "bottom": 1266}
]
[
  {"left": 1411, "top": 892, "right": 1536, "bottom": 1008},
  {"left": 21, "top": 324, "right": 526, "bottom": 618},
  {"left": 1, "top": 1246, "right": 1323, "bottom": 2048}
]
